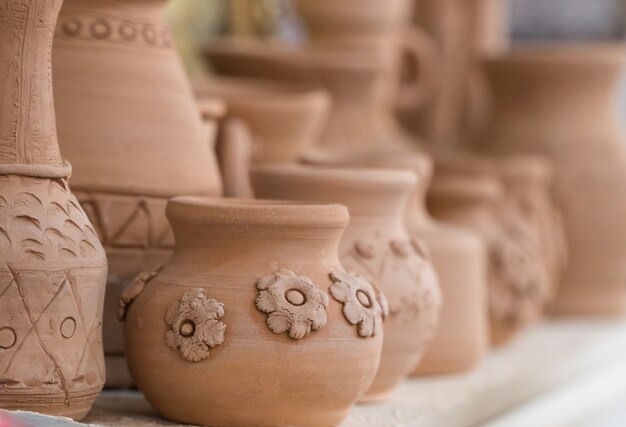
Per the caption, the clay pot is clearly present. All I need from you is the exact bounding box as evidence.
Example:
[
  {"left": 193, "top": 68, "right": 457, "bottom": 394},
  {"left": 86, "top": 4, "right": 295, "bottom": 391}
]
[
  {"left": 194, "top": 77, "right": 331, "bottom": 197},
  {"left": 401, "top": 0, "right": 506, "bottom": 146},
  {"left": 304, "top": 150, "right": 489, "bottom": 374},
  {"left": 0, "top": 0, "right": 107, "bottom": 419},
  {"left": 119, "top": 198, "right": 383, "bottom": 426},
  {"left": 251, "top": 165, "right": 441, "bottom": 399},
  {"left": 474, "top": 45, "right": 626, "bottom": 315},
  {"left": 205, "top": 39, "right": 436, "bottom": 155},
  {"left": 52, "top": 0, "right": 223, "bottom": 386},
  {"left": 428, "top": 168, "right": 548, "bottom": 345}
]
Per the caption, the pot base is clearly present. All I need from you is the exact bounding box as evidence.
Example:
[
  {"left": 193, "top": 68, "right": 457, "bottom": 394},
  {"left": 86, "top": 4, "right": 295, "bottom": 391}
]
[{"left": 0, "top": 386, "right": 102, "bottom": 421}]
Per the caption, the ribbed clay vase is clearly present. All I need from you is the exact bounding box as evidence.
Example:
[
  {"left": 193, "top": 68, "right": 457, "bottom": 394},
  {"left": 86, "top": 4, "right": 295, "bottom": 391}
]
[
  {"left": 52, "top": 0, "right": 223, "bottom": 386},
  {"left": 428, "top": 169, "right": 548, "bottom": 345},
  {"left": 194, "top": 77, "right": 331, "bottom": 197},
  {"left": 0, "top": 0, "right": 107, "bottom": 419},
  {"left": 474, "top": 45, "right": 626, "bottom": 315},
  {"left": 251, "top": 165, "right": 441, "bottom": 400},
  {"left": 303, "top": 150, "right": 489, "bottom": 374},
  {"left": 119, "top": 198, "right": 383, "bottom": 426}
]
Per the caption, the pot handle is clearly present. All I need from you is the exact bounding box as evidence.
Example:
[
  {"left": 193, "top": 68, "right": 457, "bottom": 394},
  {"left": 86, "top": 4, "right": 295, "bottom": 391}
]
[
  {"left": 215, "top": 117, "right": 255, "bottom": 198},
  {"left": 118, "top": 266, "right": 164, "bottom": 321},
  {"left": 396, "top": 25, "right": 441, "bottom": 112}
]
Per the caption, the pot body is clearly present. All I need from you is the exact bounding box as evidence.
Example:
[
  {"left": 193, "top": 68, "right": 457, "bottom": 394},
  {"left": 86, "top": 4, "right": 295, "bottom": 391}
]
[
  {"left": 428, "top": 170, "right": 547, "bottom": 345},
  {"left": 122, "top": 198, "right": 382, "bottom": 427},
  {"left": 53, "top": 0, "right": 223, "bottom": 385},
  {"left": 0, "top": 0, "right": 107, "bottom": 419},
  {"left": 475, "top": 46, "right": 626, "bottom": 315},
  {"left": 251, "top": 166, "right": 441, "bottom": 399}
]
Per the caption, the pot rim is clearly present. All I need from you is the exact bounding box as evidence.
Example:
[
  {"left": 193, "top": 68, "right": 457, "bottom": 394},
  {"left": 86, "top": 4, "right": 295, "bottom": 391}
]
[
  {"left": 167, "top": 196, "right": 349, "bottom": 229},
  {"left": 204, "top": 38, "right": 384, "bottom": 72},
  {"left": 483, "top": 42, "right": 626, "bottom": 65},
  {"left": 194, "top": 76, "right": 331, "bottom": 112},
  {"left": 250, "top": 163, "right": 417, "bottom": 191},
  {"left": 429, "top": 173, "right": 503, "bottom": 204}
]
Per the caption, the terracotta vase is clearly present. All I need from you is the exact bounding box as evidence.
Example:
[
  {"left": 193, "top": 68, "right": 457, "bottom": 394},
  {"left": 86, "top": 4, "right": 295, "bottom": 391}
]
[
  {"left": 474, "top": 45, "right": 626, "bottom": 315},
  {"left": 304, "top": 150, "right": 489, "bottom": 374},
  {"left": 251, "top": 165, "right": 441, "bottom": 399},
  {"left": 401, "top": 0, "right": 505, "bottom": 146},
  {"left": 194, "top": 77, "right": 331, "bottom": 197},
  {"left": 0, "top": 0, "right": 107, "bottom": 419},
  {"left": 52, "top": 0, "right": 223, "bottom": 386},
  {"left": 205, "top": 39, "right": 438, "bottom": 155},
  {"left": 119, "top": 198, "right": 383, "bottom": 426},
  {"left": 428, "top": 168, "right": 548, "bottom": 345}
]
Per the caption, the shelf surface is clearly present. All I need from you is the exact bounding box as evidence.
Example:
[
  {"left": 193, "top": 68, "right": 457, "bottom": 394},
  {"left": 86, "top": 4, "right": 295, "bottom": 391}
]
[{"left": 5, "top": 317, "right": 626, "bottom": 427}]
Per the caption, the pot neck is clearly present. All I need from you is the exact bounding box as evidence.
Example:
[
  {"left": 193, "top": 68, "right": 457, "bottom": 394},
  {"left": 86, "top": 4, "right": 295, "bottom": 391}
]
[
  {"left": 166, "top": 197, "right": 348, "bottom": 269},
  {"left": 60, "top": 0, "right": 167, "bottom": 19},
  {"left": 0, "top": 0, "right": 64, "bottom": 169},
  {"left": 250, "top": 166, "right": 416, "bottom": 226}
]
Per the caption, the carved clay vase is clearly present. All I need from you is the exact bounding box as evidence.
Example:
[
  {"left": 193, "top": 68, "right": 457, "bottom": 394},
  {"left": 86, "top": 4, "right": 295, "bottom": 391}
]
[
  {"left": 251, "top": 165, "right": 441, "bottom": 400},
  {"left": 428, "top": 168, "right": 549, "bottom": 345},
  {"left": 119, "top": 198, "right": 383, "bottom": 426},
  {"left": 194, "top": 77, "right": 331, "bottom": 197},
  {"left": 303, "top": 150, "right": 489, "bottom": 374},
  {"left": 474, "top": 46, "right": 626, "bottom": 315},
  {"left": 52, "top": 0, "right": 223, "bottom": 386},
  {"left": 0, "top": 0, "right": 107, "bottom": 419},
  {"left": 206, "top": 40, "right": 420, "bottom": 154}
]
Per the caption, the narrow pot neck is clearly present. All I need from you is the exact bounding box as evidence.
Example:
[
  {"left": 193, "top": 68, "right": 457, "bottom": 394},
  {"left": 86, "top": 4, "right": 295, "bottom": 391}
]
[{"left": 0, "top": 0, "right": 64, "bottom": 168}]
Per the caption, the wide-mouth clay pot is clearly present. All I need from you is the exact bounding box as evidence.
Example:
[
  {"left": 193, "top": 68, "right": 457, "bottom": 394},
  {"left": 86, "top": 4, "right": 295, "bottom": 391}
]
[
  {"left": 52, "top": 0, "right": 224, "bottom": 386},
  {"left": 476, "top": 43, "right": 626, "bottom": 315},
  {"left": 428, "top": 168, "right": 549, "bottom": 345},
  {"left": 120, "top": 197, "right": 383, "bottom": 426},
  {"left": 204, "top": 39, "right": 423, "bottom": 154},
  {"left": 194, "top": 77, "right": 331, "bottom": 197},
  {"left": 250, "top": 165, "right": 441, "bottom": 400}
]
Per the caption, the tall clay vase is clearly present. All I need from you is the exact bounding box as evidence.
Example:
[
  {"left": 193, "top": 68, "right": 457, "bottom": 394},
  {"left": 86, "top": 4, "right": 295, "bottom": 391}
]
[
  {"left": 120, "top": 198, "right": 383, "bottom": 426},
  {"left": 303, "top": 150, "right": 489, "bottom": 373},
  {"left": 474, "top": 46, "right": 626, "bottom": 315},
  {"left": 0, "top": 0, "right": 107, "bottom": 419},
  {"left": 251, "top": 165, "right": 441, "bottom": 400},
  {"left": 52, "top": 0, "right": 223, "bottom": 386},
  {"left": 428, "top": 170, "right": 548, "bottom": 345}
]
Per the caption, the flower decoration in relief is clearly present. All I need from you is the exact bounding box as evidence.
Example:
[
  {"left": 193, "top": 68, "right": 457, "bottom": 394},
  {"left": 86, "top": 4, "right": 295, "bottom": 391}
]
[
  {"left": 118, "top": 265, "right": 163, "bottom": 321},
  {"left": 329, "top": 270, "right": 386, "bottom": 338},
  {"left": 165, "top": 288, "right": 226, "bottom": 362},
  {"left": 255, "top": 269, "right": 329, "bottom": 340}
]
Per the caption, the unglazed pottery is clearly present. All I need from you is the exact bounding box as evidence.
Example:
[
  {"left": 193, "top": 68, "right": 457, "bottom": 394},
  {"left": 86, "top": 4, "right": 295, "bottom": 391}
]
[
  {"left": 475, "top": 45, "right": 626, "bottom": 315},
  {"left": 251, "top": 165, "right": 441, "bottom": 399},
  {"left": 402, "top": 0, "right": 506, "bottom": 146},
  {"left": 428, "top": 168, "right": 548, "bottom": 345},
  {"left": 305, "top": 150, "right": 489, "bottom": 374},
  {"left": 0, "top": 0, "right": 107, "bottom": 419},
  {"left": 120, "top": 198, "right": 383, "bottom": 426},
  {"left": 194, "top": 77, "right": 330, "bottom": 196},
  {"left": 53, "top": 0, "right": 223, "bottom": 386},
  {"left": 206, "top": 39, "right": 437, "bottom": 155}
]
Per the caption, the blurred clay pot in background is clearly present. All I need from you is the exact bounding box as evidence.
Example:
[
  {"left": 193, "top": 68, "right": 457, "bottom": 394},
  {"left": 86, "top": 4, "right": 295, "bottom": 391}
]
[
  {"left": 120, "top": 198, "right": 382, "bottom": 426},
  {"left": 304, "top": 150, "right": 489, "bottom": 374},
  {"left": 251, "top": 165, "right": 441, "bottom": 400},
  {"left": 0, "top": 0, "right": 107, "bottom": 419},
  {"left": 194, "top": 77, "right": 331, "bottom": 197},
  {"left": 53, "top": 0, "right": 223, "bottom": 387},
  {"left": 474, "top": 45, "right": 626, "bottom": 315},
  {"left": 205, "top": 39, "right": 436, "bottom": 155},
  {"left": 428, "top": 166, "right": 549, "bottom": 345}
]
